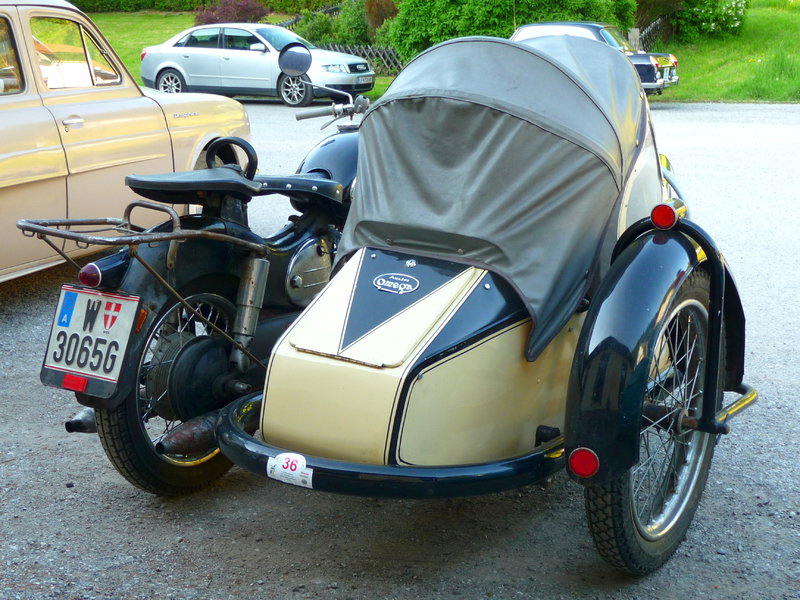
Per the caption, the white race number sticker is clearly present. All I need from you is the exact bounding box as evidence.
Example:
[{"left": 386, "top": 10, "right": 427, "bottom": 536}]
[{"left": 267, "top": 452, "right": 313, "bottom": 489}]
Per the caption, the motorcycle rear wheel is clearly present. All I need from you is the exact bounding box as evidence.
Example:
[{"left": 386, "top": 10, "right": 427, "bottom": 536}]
[
  {"left": 96, "top": 287, "right": 237, "bottom": 496},
  {"left": 584, "top": 270, "right": 720, "bottom": 574}
]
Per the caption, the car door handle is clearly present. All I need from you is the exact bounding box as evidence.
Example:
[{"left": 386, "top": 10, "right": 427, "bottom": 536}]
[{"left": 61, "top": 116, "right": 84, "bottom": 129}]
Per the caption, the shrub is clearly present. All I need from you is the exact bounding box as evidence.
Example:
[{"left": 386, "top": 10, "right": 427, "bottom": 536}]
[
  {"left": 671, "top": 0, "right": 747, "bottom": 40},
  {"left": 269, "top": 0, "right": 331, "bottom": 12},
  {"left": 386, "top": 0, "right": 636, "bottom": 62},
  {"left": 292, "top": 9, "right": 335, "bottom": 44},
  {"left": 365, "top": 0, "right": 397, "bottom": 33},
  {"left": 331, "top": 0, "right": 370, "bottom": 44},
  {"left": 195, "top": 0, "right": 269, "bottom": 25},
  {"left": 73, "top": 0, "right": 202, "bottom": 10}
]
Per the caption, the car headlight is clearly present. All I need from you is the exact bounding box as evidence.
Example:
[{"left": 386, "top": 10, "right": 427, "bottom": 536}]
[{"left": 321, "top": 64, "right": 349, "bottom": 74}]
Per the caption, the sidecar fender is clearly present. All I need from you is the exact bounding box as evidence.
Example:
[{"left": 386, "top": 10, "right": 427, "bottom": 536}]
[{"left": 564, "top": 230, "right": 745, "bottom": 486}]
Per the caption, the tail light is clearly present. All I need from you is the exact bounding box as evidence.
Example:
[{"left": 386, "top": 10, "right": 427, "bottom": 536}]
[
  {"left": 651, "top": 204, "right": 679, "bottom": 229},
  {"left": 568, "top": 448, "right": 600, "bottom": 478},
  {"left": 140, "top": 50, "right": 147, "bottom": 61},
  {"left": 78, "top": 262, "right": 102, "bottom": 288},
  {"left": 669, "top": 54, "right": 678, "bottom": 68}
]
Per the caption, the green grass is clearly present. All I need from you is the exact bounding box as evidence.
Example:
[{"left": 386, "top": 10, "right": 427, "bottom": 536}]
[
  {"left": 90, "top": 12, "right": 194, "bottom": 83},
  {"left": 650, "top": 0, "right": 800, "bottom": 102},
  {"left": 93, "top": 1, "right": 800, "bottom": 102}
]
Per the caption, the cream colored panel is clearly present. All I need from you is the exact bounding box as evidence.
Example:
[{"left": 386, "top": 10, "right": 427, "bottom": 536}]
[
  {"left": 288, "top": 249, "right": 364, "bottom": 356},
  {"left": 397, "top": 313, "right": 584, "bottom": 466},
  {"left": 261, "top": 344, "right": 405, "bottom": 464},
  {"left": 339, "top": 268, "right": 481, "bottom": 367}
]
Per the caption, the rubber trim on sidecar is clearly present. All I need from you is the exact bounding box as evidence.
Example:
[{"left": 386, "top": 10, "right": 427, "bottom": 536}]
[{"left": 215, "top": 393, "right": 565, "bottom": 499}]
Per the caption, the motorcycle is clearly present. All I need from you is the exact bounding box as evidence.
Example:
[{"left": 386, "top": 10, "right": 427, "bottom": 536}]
[
  {"left": 17, "top": 46, "right": 368, "bottom": 496},
  {"left": 213, "top": 36, "right": 758, "bottom": 575}
]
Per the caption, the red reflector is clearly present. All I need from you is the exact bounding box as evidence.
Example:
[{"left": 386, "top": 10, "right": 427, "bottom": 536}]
[
  {"left": 62, "top": 373, "right": 88, "bottom": 393},
  {"left": 651, "top": 204, "right": 678, "bottom": 230},
  {"left": 568, "top": 448, "right": 600, "bottom": 478},
  {"left": 78, "top": 263, "right": 102, "bottom": 288}
]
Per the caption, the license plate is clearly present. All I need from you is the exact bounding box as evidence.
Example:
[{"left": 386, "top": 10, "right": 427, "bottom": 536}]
[
  {"left": 357, "top": 76, "right": 373, "bottom": 85},
  {"left": 43, "top": 285, "right": 140, "bottom": 390}
]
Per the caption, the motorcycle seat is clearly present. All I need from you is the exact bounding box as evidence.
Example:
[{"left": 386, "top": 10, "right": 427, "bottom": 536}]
[{"left": 125, "top": 167, "right": 263, "bottom": 204}]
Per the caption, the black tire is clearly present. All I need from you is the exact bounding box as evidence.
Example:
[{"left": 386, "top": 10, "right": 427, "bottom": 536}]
[
  {"left": 585, "top": 270, "right": 720, "bottom": 574},
  {"left": 95, "top": 287, "right": 237, "bottom": 496},
  {"left": 156, "top": 68, "right": 186, "bottom": 94},
  {"left": 278, "top": 73, "right": 313, "bottom": 107}
]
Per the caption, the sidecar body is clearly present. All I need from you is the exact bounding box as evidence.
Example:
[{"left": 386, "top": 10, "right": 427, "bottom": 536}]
[{"left": 216, "top": 35, "right": 755, "bottom": 573}]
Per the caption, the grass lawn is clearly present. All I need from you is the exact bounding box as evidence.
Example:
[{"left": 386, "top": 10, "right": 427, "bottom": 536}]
[
  {"left": 650, "top": 0, "right": 800, "bottom": 102},
  {"left": 93, "top": 1, "right": 800, "bottom": 102}
]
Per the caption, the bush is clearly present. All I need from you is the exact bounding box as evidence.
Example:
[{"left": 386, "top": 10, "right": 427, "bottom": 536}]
[
  {"left": 73, "top": 0, "right": 202, "bottom": 10},
  {"left": 292, "top": 9, "right": 335, "bottom": 43},
  {"left": 269, "top": 0, "right": 331, "bottom": 12},
  {"left": 331, "top": 0, "right": 370, "bottom": 44},
  {"left": 365, "top": 0, "right": 397, "bottom": 33},
  {"left": 671, "top": 0, "right": 747, "bottom": 40},
  {"left": 194, "top": 0, "right": 269, "bottom": 25},
  {"left": 386, "top": 0, "right": 636, "bottom": 62}
]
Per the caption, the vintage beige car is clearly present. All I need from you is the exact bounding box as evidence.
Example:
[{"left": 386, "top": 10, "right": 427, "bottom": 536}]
[{"left": 0, "top": 0, "right": 251, "bottom": 282}]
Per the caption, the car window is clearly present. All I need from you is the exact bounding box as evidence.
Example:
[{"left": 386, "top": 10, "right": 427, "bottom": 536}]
[
  {"left": 254, "top": 26, "right": 315, "bottom": 51},
  {"left": 224, "top": 28, "right": 260, "bottom": 51},
  {"left": 179, "top": 28, "right": 220, "bottom": 49},
  {"left": 599, "top": 28, "right": 634, "bottom": 52},
  {"left": 0, "top": 17, "right": 23, "bottom": 94},
  {"left": 512, "top": 25, "right": 596, "bottom": 42},
  {"left": 30, "top": 17, "right": 120, "bottom": 89}
]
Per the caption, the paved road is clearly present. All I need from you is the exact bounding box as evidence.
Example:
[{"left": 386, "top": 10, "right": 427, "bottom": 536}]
[{"left": 0, "top": 103, "right": 798, "bottom": 600}]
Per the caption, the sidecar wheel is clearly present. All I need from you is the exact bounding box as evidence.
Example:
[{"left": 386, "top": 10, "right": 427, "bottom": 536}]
[
  {"left": 96, "top": 286, "right": 237, "bottom": 496},
  {"left": 584, "top": 270, "right": 720, "bottom": 574}
]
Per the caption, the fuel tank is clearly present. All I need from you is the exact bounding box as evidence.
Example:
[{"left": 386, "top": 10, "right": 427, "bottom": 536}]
[{"left": 260, "top": 247, "right": 583, "bottom": 466}]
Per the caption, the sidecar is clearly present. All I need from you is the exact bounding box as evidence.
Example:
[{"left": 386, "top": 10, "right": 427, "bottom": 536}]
[{"left": 215, "top": 36, "right": 756, "bottom": 574}]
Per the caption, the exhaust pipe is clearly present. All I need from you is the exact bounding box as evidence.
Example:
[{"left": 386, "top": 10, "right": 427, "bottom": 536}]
[
  {"left": 155, "top": 406, "right": 260, "bottom": 456},
  {"left": 65, "top": 407, "right": 97, "bottom": 434},
  {"left": 156, "top": 410, "right": 219, "bottom": 456}
]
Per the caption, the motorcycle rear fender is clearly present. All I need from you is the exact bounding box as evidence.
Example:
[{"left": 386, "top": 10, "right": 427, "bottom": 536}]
[
  {"left": 75, "top": 215, "right": 266, "bottom": 410},
  {"left": 564, "top": 230, "right": 746, "bottom": 486}
]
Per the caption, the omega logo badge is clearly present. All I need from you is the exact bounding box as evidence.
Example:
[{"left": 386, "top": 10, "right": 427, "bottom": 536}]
[{"left": 373, "top": 273, "right": 420, "bottom": 295}]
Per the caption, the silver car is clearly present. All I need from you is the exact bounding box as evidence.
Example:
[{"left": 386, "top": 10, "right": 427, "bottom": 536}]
[{"left": 141, "top": 23, "right": 375, "bottom": 106}]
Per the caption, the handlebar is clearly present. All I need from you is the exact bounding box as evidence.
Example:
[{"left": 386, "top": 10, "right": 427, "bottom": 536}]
[
  {"left": 295, "top": 105, "right": 337, "bottom": 120},
  {"left": 294, "top": 95, "right": 370, "bottom": 128}
]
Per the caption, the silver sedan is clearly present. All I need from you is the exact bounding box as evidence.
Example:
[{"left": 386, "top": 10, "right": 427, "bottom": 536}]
[{"left": 140, "top": 23, "right": 375, "bottom": 106}]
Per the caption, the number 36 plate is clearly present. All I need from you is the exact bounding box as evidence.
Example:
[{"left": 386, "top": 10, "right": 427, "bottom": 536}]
[{"left": 42, "top": 285, "right": 140, "bottom": 397}]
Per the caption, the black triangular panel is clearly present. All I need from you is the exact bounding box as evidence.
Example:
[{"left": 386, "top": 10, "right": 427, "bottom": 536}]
[{"left": 340, "top": 249, "right": 469, "bottom": 351}]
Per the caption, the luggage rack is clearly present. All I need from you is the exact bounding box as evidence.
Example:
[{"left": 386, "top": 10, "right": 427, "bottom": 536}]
[{"left": 17, "top": 199, "right": 269, "bottom": 271}]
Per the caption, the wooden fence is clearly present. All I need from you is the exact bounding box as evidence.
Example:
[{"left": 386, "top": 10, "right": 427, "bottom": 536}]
[{"left": 320, "top": 44, "right": 403, "bottom": 75}]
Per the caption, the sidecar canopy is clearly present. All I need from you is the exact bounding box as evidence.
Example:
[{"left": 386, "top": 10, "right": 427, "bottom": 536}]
[{"left": 338, "top": 35, "right": 658, "bottom": 359}]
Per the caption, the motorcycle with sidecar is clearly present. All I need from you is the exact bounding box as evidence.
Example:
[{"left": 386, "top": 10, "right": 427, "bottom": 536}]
[{"left": 213, "top": 36, "right": 757, "bottom": 575}]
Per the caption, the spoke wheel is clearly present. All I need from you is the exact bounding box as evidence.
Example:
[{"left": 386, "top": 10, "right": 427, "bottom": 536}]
[
  {"left": 278, "top": 74, "right": 313, "bottom": 107},
  {"left": 156, "top": 68, "right": 185, "bottom": 94},
  {"left": 585, "top": 270, "right": 720, "bottom": 574},
  {"left": 96, "top": 289, "right": 237, "bottom": 495}
]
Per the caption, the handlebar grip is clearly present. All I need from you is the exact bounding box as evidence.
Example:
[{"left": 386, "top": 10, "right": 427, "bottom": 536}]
[{"left": 295, "top": 105, "right": 335, "bottom": 120}]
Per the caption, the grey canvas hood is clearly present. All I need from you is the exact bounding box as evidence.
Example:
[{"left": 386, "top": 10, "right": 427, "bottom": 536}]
[{"left": 337, "top": 35, "right": 653, "bottom": 360}]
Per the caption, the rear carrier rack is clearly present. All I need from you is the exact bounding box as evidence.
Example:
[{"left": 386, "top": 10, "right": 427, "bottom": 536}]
[{"left": 17, "top": 199, "right": 269, "bottom": 271}]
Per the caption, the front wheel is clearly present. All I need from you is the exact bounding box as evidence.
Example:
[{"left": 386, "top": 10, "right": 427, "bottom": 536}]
[
  {"left": 96, "top": 288, "right": 237, "bottom": 495},
  {"left": 278, "top": 73, "right": 313, "bottom": 107},
  {"left": 585, "top": 270, "right": 719, "bottom": 574}
]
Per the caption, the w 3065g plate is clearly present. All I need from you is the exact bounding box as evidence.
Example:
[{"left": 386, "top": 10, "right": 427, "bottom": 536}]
[{"left": 41, "top": 285, "right": 140, "bottom": 398}]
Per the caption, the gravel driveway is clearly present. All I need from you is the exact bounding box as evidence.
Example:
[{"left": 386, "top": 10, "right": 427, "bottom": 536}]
[{"left": 0, "top": 102, "right": 798, "bottom": 600}]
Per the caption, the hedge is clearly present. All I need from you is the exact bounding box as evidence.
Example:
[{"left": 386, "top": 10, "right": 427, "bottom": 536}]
[{"left": 72, "top": 0, "right": 332, "bottom": 13}]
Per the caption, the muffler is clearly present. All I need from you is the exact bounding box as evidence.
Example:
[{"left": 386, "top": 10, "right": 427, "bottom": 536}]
[
  {"left": 155, "top": 406, "right": 261, "bottom": 456},
  {"left": 65, "top": 407, "right": 97, "bottom": 434}
]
